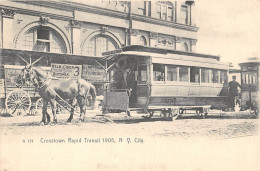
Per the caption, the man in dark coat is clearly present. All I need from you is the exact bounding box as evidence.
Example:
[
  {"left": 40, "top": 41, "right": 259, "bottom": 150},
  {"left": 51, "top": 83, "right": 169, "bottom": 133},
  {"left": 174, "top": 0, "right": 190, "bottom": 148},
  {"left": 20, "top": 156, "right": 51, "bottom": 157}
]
[
  {"left": 126, "top": 67, "right": 137, "bottom": 107},
  {"left": 228, "top": 76, "right": 241, "bottom": 110}
]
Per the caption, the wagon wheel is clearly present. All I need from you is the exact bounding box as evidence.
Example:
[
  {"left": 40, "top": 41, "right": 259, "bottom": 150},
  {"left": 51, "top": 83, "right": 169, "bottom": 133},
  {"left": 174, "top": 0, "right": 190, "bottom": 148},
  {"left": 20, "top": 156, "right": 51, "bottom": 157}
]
[
  {"left": 147, "top": 109, "right": 154, "bottom": 118},
  {"left": 5, "top": 90, "right": 31, "bottom": 116}
]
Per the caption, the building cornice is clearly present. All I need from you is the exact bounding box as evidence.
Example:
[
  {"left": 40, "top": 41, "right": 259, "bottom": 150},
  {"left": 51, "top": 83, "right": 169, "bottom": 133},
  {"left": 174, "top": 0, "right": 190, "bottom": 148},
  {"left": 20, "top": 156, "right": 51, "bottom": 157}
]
[
  {"left": 23, "top": 1, "right": 129, "bottom": 20},
  {"left": 0, "top": 5, "right": 73, "bottom": 21},
  {"left": 1, "top": 8, "right": 16, "bottom": 18},
  {"left": 4, "top": 1, "right": 199, "bottom": 32},
  {"left": 131, "top": 14, "right": 199, "bottom": 32}
]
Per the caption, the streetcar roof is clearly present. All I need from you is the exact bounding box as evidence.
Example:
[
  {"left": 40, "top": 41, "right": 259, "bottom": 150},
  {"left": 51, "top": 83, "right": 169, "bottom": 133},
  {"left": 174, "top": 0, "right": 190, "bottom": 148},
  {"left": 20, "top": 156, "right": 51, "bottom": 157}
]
[
  {"left": 239, "top": 57, "right": 260, "bottom": 66},
  {"left": 103, "top": 46, "right": 229, "bottom": 70},
  {"left": 103, "top": 45, "right": 220, "bottom": 61}
]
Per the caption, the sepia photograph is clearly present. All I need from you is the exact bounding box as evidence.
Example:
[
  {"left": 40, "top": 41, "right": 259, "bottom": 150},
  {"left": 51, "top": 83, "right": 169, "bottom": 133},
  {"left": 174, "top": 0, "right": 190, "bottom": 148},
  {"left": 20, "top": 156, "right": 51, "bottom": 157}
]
[{"left": 0, "top": 0, "right": 259, "bottom": 170}]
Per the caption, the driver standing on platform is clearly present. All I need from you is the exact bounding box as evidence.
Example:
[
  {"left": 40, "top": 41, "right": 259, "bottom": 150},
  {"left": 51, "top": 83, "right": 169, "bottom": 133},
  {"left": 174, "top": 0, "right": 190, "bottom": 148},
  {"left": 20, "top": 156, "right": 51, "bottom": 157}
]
[
  {"left": 228, "top": 76, "right": 241, "bottom": 111},
  {"left": 126, "top": 67, "right": 137, "bottom": 107},
  {"left": 112, "top": 60, "right": 127, "bottom": 89}
]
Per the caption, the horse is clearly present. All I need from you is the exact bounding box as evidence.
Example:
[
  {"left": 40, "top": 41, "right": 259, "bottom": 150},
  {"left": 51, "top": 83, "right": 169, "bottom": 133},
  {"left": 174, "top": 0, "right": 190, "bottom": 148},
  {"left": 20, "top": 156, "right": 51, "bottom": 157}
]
[{"left": 16, "top": 57, "right": 96, "bottom": 125}]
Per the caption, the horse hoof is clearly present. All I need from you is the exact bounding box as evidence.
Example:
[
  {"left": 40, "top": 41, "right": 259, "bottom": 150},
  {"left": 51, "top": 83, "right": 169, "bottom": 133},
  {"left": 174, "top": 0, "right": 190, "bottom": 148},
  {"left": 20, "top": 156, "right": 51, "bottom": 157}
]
[
  {"left": 51, "top": 122, "right": 57, "bottom": 126},
  {"left": 39, "top": 121, "right": 45, "bottom": 126},
  {"left": 67, "top": 119, "right": 72, "bottom": 122}
]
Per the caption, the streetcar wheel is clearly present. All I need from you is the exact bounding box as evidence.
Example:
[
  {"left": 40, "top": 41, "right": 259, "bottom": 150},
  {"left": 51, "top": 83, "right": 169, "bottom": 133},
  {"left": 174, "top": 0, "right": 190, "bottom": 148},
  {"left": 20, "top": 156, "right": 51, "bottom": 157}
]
[
  {"left": 254, "top": 107, "right": 258, "bottom": 118},
  {"left": 5, "top": 90, "right": 31, "bottom": 116},
  {"left": 147, "top": 110, "right": 154, "bottom": 118},
  {"left": 126, "top": 110, "right": 131, "bottom": 116}
]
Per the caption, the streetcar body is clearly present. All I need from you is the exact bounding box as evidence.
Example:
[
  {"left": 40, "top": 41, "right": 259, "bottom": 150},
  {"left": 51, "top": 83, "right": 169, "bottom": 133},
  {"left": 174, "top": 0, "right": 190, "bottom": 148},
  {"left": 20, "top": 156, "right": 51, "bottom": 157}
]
[{"left": 102, "top": 45, "right": 229, "bottom": 116}]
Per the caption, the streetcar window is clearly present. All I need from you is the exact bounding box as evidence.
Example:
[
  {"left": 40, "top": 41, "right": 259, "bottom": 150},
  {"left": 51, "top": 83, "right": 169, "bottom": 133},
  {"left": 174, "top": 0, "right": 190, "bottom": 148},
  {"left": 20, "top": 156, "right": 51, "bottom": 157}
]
[
  {"left": 211, "top": 69, "right": 219, "bottom": 83},
  {"left": 246, "top": 74, "right": 249, "bottom": 84},
  {"left": 138, "top": 65, "right": 147, "bottom": 82},
  {"left": 242, "top": 73, "right": 246, "bottom": 84},
  {"left": 220, "top": 70, "right": 228, "bottom": 84},
  {"left": 153, "top": 64, "right": 165, "bottom": 81},
  {"left": 167, "top": 65, "right": 177, "bottom": 81},
  {"left": 252, "top": 75, "right": 256, "bottom": 84},
  {"left": 201, "top": 68, "right": 210, "bottom": 83},
  {"left": 190, "top": 67, "right": 200, "bottom": 83},
  {"left": 179, "top": 66, "right": 189, "bottom": 82}
]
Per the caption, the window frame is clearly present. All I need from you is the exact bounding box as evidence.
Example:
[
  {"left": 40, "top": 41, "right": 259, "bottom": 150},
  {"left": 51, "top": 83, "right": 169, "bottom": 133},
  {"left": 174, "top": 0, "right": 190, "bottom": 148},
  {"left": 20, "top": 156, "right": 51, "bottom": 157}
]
[
  {"left": 86, "top": 35, "right": 118, "bottom": 56},
  {"left": 155, "top": 1, "right": 174, "bottom": 22},
  {"left": 137, "top": 1, "right": 151, "bottom": 16}
]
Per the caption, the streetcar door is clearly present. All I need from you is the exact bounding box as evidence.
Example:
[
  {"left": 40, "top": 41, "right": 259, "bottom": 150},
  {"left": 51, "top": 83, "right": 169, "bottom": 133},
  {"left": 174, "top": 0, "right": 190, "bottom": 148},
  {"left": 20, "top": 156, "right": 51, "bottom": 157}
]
[{"left": 135, "top": 58, "right": 150, "bottom": 108}]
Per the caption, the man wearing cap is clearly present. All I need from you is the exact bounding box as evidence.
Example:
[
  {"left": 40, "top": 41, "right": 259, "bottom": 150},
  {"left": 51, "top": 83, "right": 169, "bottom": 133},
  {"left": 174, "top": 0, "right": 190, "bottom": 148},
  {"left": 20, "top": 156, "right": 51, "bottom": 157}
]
[{"left": 228, "top": 76, "right": 241, "bottom": 111}]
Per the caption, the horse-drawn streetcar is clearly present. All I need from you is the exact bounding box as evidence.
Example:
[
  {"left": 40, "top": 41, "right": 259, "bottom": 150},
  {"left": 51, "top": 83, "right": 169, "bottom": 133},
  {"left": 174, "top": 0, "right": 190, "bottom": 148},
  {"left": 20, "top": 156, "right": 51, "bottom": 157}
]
[{"left": 102, "top": 45, "right": 230, "bottom": 118}]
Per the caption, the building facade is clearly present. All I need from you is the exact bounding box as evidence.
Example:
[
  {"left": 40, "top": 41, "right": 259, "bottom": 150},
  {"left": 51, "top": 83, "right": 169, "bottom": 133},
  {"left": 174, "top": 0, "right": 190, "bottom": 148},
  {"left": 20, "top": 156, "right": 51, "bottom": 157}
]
[
  {"left": 0, "top": 0, "right": 198, "bottom": 56},
  {"left": 0, "top": 0, "right": 198, "bottom": 105}
]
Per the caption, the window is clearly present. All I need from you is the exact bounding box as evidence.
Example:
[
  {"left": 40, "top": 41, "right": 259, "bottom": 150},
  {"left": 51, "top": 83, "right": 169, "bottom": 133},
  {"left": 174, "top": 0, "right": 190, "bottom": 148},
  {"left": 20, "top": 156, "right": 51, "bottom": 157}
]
[
  {"left": 211, "top": 70, "right": 219, "bottom": 83},
  {"left": 138, "top": 65, "right": 147, "bottom": 83},
  {"left": 85, "top": 36, "right": 118, "bottom": 56},
  {"left": 179, "top": 66, "right": 189, "bottom": 82},
  {"left": 190, "top": 67, "right": 200, "bottom": 83},
  {"left": 181, "top": 42, "right": 189, "bottom": 52},
  {"left": 180, "top": 5, "right": 190, "bottom": 25},
  {"left": 155, "top": 1, "right": 174, "bottom": 21},
  {"left": 23, "top": 30, "right": 34, "bottom": 50},
  {"left": 140, "top": 36, "right": 147, "bottom": 46},
  {"left": 21, "top": 27, "right": 66, "bottom": 53},
  {"left": 37, "top": 29, "right": 49, "bottom": 40},
  {"left": 201, "top": 68, "right": 210, "bottom": 83},
  {"left": 153, "top": 64, "right": 165, "bottom": 81},
  {"left": 220, "top": 70, "right": 228, "bottom": 84},
  {"left": 242, "top": 73, "right": 246, "bottom": 84},
  {"left": 167, "top": 65, "right": 177, "bottom": 81},
  {"left": 137, "top": 1, "right": 151, "bottom": 16}
]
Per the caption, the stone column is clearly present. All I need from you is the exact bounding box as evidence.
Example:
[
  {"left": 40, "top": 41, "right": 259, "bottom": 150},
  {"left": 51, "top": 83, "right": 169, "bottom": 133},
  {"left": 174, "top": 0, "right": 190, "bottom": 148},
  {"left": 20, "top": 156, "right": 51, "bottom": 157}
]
[
  {"left": 71, "top": 20, "right": 81, "bottom": 55},
  {"left": 129, "top": 29, "right": 138, "bottom": 45},
  {"left": 149, "top": 32, "right": 158, "bottom": 47},
  {"left": 1, "top": 8, "right": 16, "bottom": 48},
  {"left": 175, "top": 37, "right": 182, "bottom": 51},
  {"left": 191, "top": 39, "right": 197, "bottom": 52}
]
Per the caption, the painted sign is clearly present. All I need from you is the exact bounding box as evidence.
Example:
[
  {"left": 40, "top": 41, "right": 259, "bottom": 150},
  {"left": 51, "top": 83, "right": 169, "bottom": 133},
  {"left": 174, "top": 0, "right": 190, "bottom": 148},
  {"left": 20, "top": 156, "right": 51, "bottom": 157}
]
[
  {"left": 5, "top": 68, "right": 21, "bottom": 87},
  {"left": 82, "top": 64, "right": 106, "bottom": 81},
  {"left": 51, "top": 63, "right": 82, "bottom": 79}
]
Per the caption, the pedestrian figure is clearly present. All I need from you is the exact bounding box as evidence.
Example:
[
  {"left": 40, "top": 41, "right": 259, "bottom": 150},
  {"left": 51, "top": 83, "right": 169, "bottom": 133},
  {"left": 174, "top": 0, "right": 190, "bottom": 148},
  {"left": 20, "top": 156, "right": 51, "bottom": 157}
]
[{"left": 228, "top": 76, "right": 241, "bottom": 111}]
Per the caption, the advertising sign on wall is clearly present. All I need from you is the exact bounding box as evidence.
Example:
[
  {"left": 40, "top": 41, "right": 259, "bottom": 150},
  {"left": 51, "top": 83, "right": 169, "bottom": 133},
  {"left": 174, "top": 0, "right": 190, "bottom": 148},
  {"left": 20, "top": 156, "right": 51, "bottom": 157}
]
[
  {"left": 51, "top": 63, "right": 82, "bottom": 79},
  {"left": 82, "top": 64, "right": 106, "bottom": 81}
]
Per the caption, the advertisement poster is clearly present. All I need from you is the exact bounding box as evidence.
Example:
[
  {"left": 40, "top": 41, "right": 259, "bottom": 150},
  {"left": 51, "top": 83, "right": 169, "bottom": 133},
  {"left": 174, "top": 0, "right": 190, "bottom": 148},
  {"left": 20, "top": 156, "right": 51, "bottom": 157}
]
[
  {"left": 51, "top": 63, "right": 82, "bottom": 79},
  {"left": 82, "top": 64, "right": 106, "bottom": 81}
]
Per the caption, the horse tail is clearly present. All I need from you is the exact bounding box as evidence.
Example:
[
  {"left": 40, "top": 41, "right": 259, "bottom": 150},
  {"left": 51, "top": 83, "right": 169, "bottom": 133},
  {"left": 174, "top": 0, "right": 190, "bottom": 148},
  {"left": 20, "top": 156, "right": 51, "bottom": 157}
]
[{"left": 89, "top": 83, "right": 96, "bottom": 109}]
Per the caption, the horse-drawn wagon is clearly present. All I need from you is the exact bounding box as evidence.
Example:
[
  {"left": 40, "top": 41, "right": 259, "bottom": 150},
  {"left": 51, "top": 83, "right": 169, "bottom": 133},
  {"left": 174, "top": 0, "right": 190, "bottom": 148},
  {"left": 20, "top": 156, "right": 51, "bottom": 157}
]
[
  {"left": 0, "top": 64, "right": 51, "bottom": 116},
  {"left": 102, "top": 45, "right": 230, "bottom": 118},
  {"left": 0, "top": 49, "right": 105, "bottom": 118}
]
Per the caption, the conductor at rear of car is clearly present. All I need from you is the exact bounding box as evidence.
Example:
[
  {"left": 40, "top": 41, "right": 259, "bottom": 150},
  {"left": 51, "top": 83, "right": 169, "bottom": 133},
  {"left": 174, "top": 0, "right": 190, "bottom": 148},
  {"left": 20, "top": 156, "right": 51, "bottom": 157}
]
[{"left": 228, "top": 76, "right": 241, "bottom": 110}]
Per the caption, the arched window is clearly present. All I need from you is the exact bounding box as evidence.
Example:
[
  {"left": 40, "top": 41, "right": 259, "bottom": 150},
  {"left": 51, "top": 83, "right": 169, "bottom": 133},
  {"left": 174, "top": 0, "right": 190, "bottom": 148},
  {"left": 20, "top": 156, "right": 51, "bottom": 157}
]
[
  {"left": 19, "top": 27, "right": 67, "bottom": 53},
  {"left": 140, "top": 36, "right": 147, "bottom": 46},
  {"left": 155, "top": 1, "right": 174, "bottom": 21},
  {"left": 181, "top": 42, "right": 189, "bottom": 52},
  {"left": 84, "top": 35, "right": 118, "bottom": 56}
]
